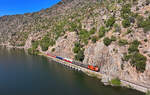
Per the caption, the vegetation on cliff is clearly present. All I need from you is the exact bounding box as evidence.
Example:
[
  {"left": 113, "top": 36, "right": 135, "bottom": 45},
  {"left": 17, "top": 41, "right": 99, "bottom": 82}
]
[{"left": 0, "top": 0, "right": 150, "bottom": 73}]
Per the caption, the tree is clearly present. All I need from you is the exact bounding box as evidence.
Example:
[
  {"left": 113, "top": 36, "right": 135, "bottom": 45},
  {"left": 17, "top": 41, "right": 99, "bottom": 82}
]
[
  {"left": 118, "top": 39, "right": 128, "bottom": 46},
  {"left": 106, "top": 17, "right": 116, "bottom": 27},
  {"left": 122, "top": 19, "right": 131, "bottom": 28},
  {"left": 75, "top": 50, "right": 85, "bottom": 62},
  {"left": 103, "top": 37, "right": 112, "bottom": 46},
  {"left": 91, "top": 36, "right": 98, "bottom": 43},
  {"left": 99, "top": 26, "right": 106, "bottom": 38},
  {"left": 130, "top": 52, "right": 147, "bottom": 72}
]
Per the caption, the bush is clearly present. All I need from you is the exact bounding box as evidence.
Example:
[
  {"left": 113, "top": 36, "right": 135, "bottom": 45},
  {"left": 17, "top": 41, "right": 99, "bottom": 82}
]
[
  {"left": 122, "top": 19, "right": 131, "bottom": 28},
  {"left": 118, "top": 39, "right": 128, "bottom": 46},
  {"left": 75, "top": 50, "right": 85, "bottom": 62},
  {"left": 144, "top": 39, "right": 148, "bottom": 42},
  {"left": 91, "top": 36, "right": 98, "bottom": 43},
  {"left": 51, "top": 48, "right": 55, "bottom": 52},
  {"left": 103, "top": 37, "right": 112, "bottom": 46},
  {"left": 73, "top": 46, "right": 80, "bottom": 53},
  {"left": 121, "top": 4, "right": 131, "bottom": 19},
  {"left": 136, "top": 15, "right": 144, "bottom": 27},
  {"left": 122, "top": 53, "right": 131, "bottom": 61},
  {"left": 28, "top": 48, "right": 39, "bottom": 55},
  {"left": 139, "top": 19, "right": 150, "bottom": 32},
  {"left": 89, "top": 27, "right": 96, "bottom": 35},
  {"left": 126, "top": 29, "right": 133, "bottom": 34},
  {"left": 106, "top": 17, "right": 116, "bottom": 27},
  {"left": 99, "top": 26, "right": 106, "bottom": 38},
  {"left": 111, "top": 36, "right": 117, "bottom": 41},
  {"left": 73, "top": 42, "right": 82, "bottom": 53},
  {"left": 128, "top": 44, "right": 139, "bottom": 53},
  {"left": 32, "top": 40, "right": 39, "bottom": 49},
  {"left": 40, "top": 36, "right": 55, "bottom": 51},
  {"left": 75, "top": 42, "right": 81, "bottom": 47},
  {"left": 110, "top": 78, "right": 121, "bottom": 86},
  {"left": 79, "top": 29, "right": 90, "bottom": 45},
  {"left": 130, "top": 52, "right": 147, "bottom": 72}
]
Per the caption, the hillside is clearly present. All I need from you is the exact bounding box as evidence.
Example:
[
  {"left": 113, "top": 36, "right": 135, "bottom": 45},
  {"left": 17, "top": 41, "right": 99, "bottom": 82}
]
[{"left": 0, "top": 0, "right": 150, "bottom": 91}]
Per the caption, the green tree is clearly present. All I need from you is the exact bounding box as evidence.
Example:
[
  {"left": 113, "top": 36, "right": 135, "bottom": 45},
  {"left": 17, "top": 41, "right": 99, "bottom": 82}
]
[
  {"left": 99, "top": 26, "right": 106, "bottom": 38},
  {"left": 75, "top": 50, "right": 85, "bottom": 62},
  {"left": 130, "top": 52, "right": 147, "bottom": 72},
  {"left": 91, "top": 36, "right": 98, "bottom": 43},
  {"left": 103, "top": 37, "right": 112, "bottom": 46},
  {"left": 40, "top": 36, "right": 55, "bottom": 51},
  {"left": 32, "top": 40, "right": 39, "bottom": 49},
  {"left": 106, "top": 17, "right": 116, "bottom": 27},
  {"left": 118, "top": 39, "right": 128, "bottom": 46},
  {"left": 89, "top": 27, "right": 96, "bottom": 35},
  {"left": 122, "top": 19, "right": 131, "bottom": 28}
]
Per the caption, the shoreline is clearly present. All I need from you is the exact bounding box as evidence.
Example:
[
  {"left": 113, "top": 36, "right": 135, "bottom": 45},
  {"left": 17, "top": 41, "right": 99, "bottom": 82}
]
[
  {"left": 0, "top": 45, "right": 149, "bottom": 93},
  {"left": 39, "top": 52, "right": 150, "bottom": 93}
]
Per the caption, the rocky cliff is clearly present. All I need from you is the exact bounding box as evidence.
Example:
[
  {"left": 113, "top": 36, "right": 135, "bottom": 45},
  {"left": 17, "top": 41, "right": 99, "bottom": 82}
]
[{"left": 0, "top": 0, "right": 150, "bottom": 90}]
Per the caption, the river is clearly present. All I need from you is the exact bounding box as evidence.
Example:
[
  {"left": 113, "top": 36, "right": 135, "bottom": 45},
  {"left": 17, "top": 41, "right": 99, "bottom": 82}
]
[{"left": 0, "top": 47, "right": 145, "bottom": 95}]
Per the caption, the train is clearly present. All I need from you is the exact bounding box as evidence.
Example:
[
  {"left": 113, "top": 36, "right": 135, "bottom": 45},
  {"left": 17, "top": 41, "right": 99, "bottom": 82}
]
[
  {"left": 46, "top": 53, "right": 99, "bottom": 72},
  {"left": 88, "top": 65, "right": 99, "bottom": 72}
]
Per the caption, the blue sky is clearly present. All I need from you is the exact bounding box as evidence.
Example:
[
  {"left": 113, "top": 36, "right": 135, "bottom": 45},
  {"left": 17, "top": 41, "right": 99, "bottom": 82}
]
[{"left": 0, "top": 0, "right": 61, "bottom": 16}]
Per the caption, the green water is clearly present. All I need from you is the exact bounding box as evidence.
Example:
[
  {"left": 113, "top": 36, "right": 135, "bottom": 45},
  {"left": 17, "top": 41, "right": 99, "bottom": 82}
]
[{"left": 0, "top": 47, "right": 145, "bottom": 95}]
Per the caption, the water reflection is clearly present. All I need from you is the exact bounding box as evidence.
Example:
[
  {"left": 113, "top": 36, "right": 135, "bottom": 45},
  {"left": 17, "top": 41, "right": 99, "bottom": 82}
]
[{"left": 0, "top": 47, "right": 145, "bottom": 95}]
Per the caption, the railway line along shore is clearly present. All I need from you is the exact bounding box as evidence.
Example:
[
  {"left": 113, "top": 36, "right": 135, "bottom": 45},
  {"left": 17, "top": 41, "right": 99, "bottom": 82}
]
[{"left": 39, "top": 52, "right": 150, "bottom": 93}]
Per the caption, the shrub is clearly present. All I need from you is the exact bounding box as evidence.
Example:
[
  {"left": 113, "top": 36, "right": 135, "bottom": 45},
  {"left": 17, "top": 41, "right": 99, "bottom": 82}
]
[
  {"left": 132, "top": 40, "right": 141, "bottom": 46},
  {"left": 28, "top": 48, "right": 39, "bottom": 55},
  {"left": 144, "top": 39, "right": 148, "bottom": 42},
  {"left": 122, "top": 19, "right": 131, "bottom": 28},
  {"left": 126, "top": 29, "right": 133, "bottom": 34},
  {"left": 73, "top": 46, "right": 80, "bottom": 53},
  {"left": 103, "top": 37, "right": 112, "bottom": 46},
  {"left": 69, "top": 22, "right": 77, "bottom": 31},
  {"left": 90, "top": 27, "right": 96, "bottom": 35},
  {"left": 122, "top": 53, "right": 131, "bottom": 61},
  {"left": 73, "top": 42, "right": 82, "bottom": 53},
  {"left": 99, "top": 26, "right": 106, "bottom": 38},
  {"left": 136, "top": 15, "right": 144, "bottom": 27},
  {"left": 91, "top": 36, "right": 98, "bottom": 43},
  {"left": 111, "top": 36, "right": 117, "bottom": 41},
  {"left": 128, "top": 45, "right": 139, "bottom": 53},
  {"left": 79, "top": 29, "right": 90, "bottom": 45},
  {"left": 130, "top": 52, "right": 147, "bottom": 72},
  {"left": 139, "top": 19, "right": 150, "bottom": 32},
  {"left": 121, "top": 4, "right": 131, "bottom": 19},
  {"left": 75, "top": 42, "right": 81, "bottom": 47},
  {"left": 32, "top": 40, "right": 39, "bottom": 49},
  {"left": 52, "top": 48, "right": 55, "bottom": 52},
  {"left": 106, "top": 17, "right": 116, "bottom": 27},
  {"left": 128, "top": 40, "right": 140, "bottom": 53},
  {"left": 110, "top": 78, "right": 121, "bottom": 86},
  {"left": 118, "top": 39, "right": 128, "bottom": 46},
  {"left": 40, "top": 36, "right": 55, "bottom": 51},
  {"left": 75, "top": 50, "right": 85, "bottom": 62}
]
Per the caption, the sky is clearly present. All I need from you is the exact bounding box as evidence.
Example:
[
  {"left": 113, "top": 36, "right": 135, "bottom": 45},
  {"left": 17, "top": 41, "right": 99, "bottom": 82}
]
[{"left": 0, "top": 0, "right": 61, "bottom": 16}]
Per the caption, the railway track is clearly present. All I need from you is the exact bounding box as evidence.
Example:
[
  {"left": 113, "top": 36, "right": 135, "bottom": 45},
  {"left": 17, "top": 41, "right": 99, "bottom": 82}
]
[{"left": 43, "top": 52, "right": 150, "bottom": 93}]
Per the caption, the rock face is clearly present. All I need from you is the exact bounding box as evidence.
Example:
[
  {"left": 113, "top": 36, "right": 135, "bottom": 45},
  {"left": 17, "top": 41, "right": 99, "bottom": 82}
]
[
  {"left": 49, "top": 32, "right": 78, "bottom": 59},
  {"left": 0, "top": 0, "right": 150, "bottom": 90},
  {"left": 84, "top": 41, "right": 121, "bottom": 77}
]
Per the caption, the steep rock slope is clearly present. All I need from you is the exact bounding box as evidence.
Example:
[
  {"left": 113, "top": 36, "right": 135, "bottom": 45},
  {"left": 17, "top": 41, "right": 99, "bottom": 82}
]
[{"left": 0, "top": 0, "right": 150, "bottom": 88}]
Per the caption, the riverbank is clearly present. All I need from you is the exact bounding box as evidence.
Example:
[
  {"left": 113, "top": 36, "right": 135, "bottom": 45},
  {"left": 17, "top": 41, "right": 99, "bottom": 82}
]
[
  {"left": 39, "top": 52, "right": 150, "bottom": 93},
  {"left": 0, "top": 45, "right": 149, "bottom": 93}
]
